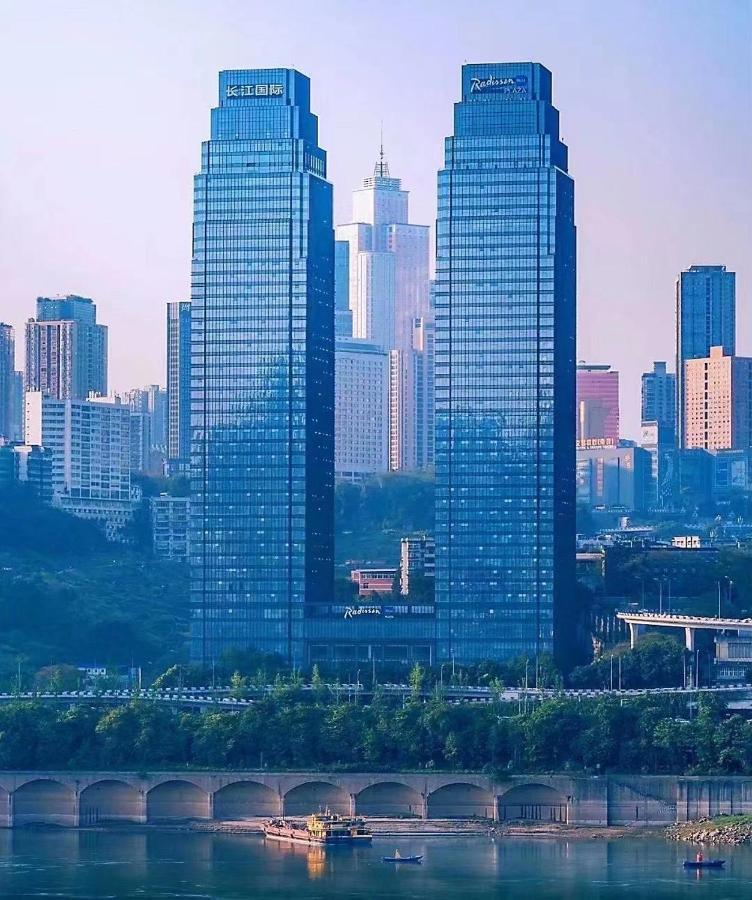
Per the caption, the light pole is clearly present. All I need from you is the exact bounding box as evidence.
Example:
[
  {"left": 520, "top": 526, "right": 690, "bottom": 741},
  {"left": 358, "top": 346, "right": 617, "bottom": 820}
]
[
  {"left": 440, "top": 663, "right": 447, "bottom": 691},
  {"left": 610, "top": 654, "right": 614, "bottom": 691},
  {"left": 717, "top": 581, "right": 722, "bottom": 619}
]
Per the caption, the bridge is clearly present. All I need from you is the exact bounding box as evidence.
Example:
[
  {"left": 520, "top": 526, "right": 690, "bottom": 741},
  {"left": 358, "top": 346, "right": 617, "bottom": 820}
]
[
  {"left": 616, "top": 611, "right": 752, "bottom": 651},
  {"left": 0, "top": 771, "right": 751, "bottom": 828}
]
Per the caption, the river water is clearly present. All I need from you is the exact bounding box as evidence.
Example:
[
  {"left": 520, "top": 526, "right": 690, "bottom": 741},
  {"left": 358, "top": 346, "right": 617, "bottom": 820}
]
[{"left": 1, "top": 828, "right": 751, "bottom": 898}]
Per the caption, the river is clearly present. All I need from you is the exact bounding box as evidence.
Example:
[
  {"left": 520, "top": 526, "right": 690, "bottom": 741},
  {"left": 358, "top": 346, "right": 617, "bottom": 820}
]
[{"left": 1, "top": 828, "right": 751, "bottom": 898}]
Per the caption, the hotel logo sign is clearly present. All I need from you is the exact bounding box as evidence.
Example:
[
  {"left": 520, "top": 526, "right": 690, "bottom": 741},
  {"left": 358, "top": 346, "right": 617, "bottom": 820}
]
[
  {"left": 226, "top": 83, "right": 284, "bottom": 98},
  {"left": 470, "top": 75, "right": 528, "bottom": 96},
  {"left": 344, "top": 605, "right": 382, "bottom": 620}
]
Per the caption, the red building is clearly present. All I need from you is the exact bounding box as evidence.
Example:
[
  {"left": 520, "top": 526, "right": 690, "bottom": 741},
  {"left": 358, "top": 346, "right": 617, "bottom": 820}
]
[
  {"left": 576, "top": 363, "right": 619, "bottom": 447},
  {"left": 350, "top": 568, "right": 397, "bottom": 597}
]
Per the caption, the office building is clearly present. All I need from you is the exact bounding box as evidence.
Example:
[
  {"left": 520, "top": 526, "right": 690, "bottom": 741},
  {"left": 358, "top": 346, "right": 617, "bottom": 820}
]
[
  {"left": 576, "top": 363, "right": 619, "bottom": 446},
  {"left": 435, "top": 63, "right": 576, "bottom": 664},
  {"left": 334, "top": 241, "right": 353, "bottom": 337},
  {"left": 641, "top": 361, "right": 676, "bottom": 445},
  {"left": 190, "top": 69, "right": 335, "bottom": 666},
  {"left": 151, "top": 494, "right": 190, "bottom": 561},
  {"left": 335, "top": 338, "right": 389, "bottom": 479},
  {"left": 0, "top": 324, "right": 14, "bottom": 442},
  {"left": 25, "top": 391, "right": 133, "bottom": 539},
  {"left": 712, "top": 449, "right": 752, "bottom": 499},
  {"left": 25, "top": 295, "right": 107, "bottom": 401},
  {"left": 640, "top": 421, "right": 675, "bottom": 510},
  {"left": 676, "top": 265, "right": 735, "bottom": 447},
  {"left": 400, "top": 534, "right": 436, "bottom": 596},
  {"left": 166, "top": 300, "right": 191, "bottom": 471},
  {"left": 576, "top": 445, "right": 651, "bottom": 513},
  {"left": 684, "top": 347, "right": 752, "bottom": 451}
]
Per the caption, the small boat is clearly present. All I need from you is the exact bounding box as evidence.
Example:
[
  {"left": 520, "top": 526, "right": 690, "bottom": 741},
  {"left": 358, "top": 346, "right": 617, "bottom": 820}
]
[
  {"left": 382, "top": 850, "right": 423, "bottom": 864},
  {"left": 683, "top": 859, "right": 725, "bottom": 869}
]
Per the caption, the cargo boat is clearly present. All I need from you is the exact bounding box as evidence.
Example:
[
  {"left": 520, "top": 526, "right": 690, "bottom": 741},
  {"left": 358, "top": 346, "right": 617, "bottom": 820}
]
[{"left": 263, "top": 812, "right": 373, "bottom": 845}]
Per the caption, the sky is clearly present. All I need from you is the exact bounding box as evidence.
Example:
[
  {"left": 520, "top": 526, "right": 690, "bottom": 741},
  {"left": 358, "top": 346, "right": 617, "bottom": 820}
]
[{"left": 0, "top": 0, "right": 750, "bottom": 439}]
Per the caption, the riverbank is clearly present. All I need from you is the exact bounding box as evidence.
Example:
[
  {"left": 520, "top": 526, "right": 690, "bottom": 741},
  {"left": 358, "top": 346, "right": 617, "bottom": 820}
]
[{"left": 667, "top": 815, "right": 752, "bottom": 846}]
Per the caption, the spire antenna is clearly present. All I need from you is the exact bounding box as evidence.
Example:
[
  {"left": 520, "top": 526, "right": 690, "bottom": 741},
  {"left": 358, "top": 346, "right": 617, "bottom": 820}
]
[{"left": 374, "top": 123, "right": 389, "bottom": 177}]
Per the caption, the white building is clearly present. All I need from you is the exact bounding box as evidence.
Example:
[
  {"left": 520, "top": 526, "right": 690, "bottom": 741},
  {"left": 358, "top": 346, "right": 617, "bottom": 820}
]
[
  {"left": 400, "top": 534, "right": 436, "bottom": 596},
  {"left": 151, "top": 494, "right": 189, "bottom": 561},
  {"left": 25, "top": 392, "right": 134, "bottom": 539},
  {"left": 335, "top": 339, "right": 389, "bottom": 479},
  {"left": 335, "top": 151, "right": 431, "bottom": 471}
]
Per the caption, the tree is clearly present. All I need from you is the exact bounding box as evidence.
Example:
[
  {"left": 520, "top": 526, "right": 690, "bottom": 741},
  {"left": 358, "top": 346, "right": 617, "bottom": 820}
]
[{"left": 409, "top": 663, "right": 425, "bottom": 698}]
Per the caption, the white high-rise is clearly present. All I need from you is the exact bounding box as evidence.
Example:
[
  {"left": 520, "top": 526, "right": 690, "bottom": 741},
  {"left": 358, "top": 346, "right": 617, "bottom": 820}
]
[{"left": 335, "top": 150, "right": 431, "bottom": 471}]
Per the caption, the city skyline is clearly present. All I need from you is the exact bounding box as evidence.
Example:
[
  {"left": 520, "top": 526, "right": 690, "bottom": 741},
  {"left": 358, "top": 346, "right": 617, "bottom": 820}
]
[{"left": 0, "top": 1, "right": 750, "bottom": 439}]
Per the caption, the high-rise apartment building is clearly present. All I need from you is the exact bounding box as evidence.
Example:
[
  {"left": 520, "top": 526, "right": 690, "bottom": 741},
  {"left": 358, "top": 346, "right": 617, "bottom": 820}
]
[
  {"left": 641, "top": 361, "right": 676, "bottom": 441},
  {"left": 576, "top": 364, "right": 619, "bottom": 446},
  {"left": 676, "top": 265, "right": 735, "bottom": 447},
  {"left": 0, "top": 324, "right": 14, "bottom": 442},
  {"left": 435, "top": 63, "right": 576, "bottom": 664},
  {"left": 166, "top": 300, "right": 191, "bottom": 471},
  {"left": 25, "top": 391, "right": 132, "bottom": 539},
  {"left": 25, "top": 295, "right": 107, "bottom": 401},
  {"left": 684, "top": 347, "right": 752, "bottom": 451},
  {"left": 335, "top": 338, "right": 389, "bottom": 479},
  {"left": 190, "top": 69, "right": 335, "bottom": 666}
]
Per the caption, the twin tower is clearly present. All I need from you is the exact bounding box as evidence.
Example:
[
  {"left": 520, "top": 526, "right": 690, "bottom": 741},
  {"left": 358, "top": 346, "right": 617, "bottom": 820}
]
[{"left": 190, "top": 65, "right": 576, "bottom": 669}]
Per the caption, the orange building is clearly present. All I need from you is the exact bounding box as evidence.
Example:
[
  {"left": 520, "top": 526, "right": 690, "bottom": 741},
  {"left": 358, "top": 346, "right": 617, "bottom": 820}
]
[{"left": 684, "top": 347, "right": 752, "bottom": 451}]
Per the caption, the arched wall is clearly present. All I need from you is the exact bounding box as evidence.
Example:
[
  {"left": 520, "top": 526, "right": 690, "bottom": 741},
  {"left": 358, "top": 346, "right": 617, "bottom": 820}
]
[
  {"left": 146, "top": 780, "right": 209, "bottom": 822},
  {"left": 498, "top": 783, "right": 569, "bottom": 823},
  {"left": 214, "top": 782, "right": 279, "bottom": 819},
  {"left": 356, "top": 782, "right": 422, "bottom": 817},
  {"left": 283, "top": 781, "right": 349, "bottom": 816},
  {"left": 13, "top": 779, "right": 76, "bottom": 826},
  {"left": 427, "top": 783, "right": 494, "bottom": 819},
  {"left": 79, "top": 780, "right": 142, "bottom": 824}
]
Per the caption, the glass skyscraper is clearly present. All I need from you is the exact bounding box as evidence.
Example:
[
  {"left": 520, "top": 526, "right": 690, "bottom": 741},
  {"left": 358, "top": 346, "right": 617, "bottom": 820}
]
[
  {"left": 435, "top": 63, "right": 576, "bottom": 664},
  {"left": 675, "top": 265, "right": 735, "bottom": 448},
  {"left": 190, "top": 69, "right": 335, "bottom": 667}
]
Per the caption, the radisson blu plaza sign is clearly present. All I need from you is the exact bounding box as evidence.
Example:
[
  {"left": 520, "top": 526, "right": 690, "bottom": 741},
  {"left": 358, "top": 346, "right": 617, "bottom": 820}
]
[
  {"left": 225, "top": 83, "right": 284, "bottom": 98},
  {"left": 470, "top": 75, "right": 528, "bottom": 95}
]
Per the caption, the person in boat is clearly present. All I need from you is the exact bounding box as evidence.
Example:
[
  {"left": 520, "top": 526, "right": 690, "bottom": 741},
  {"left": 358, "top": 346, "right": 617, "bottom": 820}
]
[{"left": 695, "top": 852, "right": 703, "bottom": 863}]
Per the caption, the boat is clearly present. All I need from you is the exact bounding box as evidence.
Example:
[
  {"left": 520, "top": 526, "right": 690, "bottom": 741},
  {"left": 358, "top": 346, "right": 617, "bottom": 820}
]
[
  {"left": 682, "top": 859, "right": 725, "bottom": 869},
  {"left": 382, "top": 850, "right": 423, "bottom": 864},
  {"left": 263, "top": 812, "right": 372, "bottom": 846}
]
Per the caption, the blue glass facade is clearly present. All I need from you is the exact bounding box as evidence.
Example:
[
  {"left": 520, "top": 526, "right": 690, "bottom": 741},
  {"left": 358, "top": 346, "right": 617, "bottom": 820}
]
[
  {"left": 435, "top": 63, "right": 576, "bottom": 664},
  {"left": 190, "top": 69, "right": 334, "bottom": 666}
]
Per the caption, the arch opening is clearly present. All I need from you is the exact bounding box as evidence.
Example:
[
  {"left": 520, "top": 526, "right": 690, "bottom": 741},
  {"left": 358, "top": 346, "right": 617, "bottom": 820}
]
[
  {"left": 356, "top": 782, "right": 422, "bottom": 817},
  {"left": 146, "top": 780, "right": 209, "bottom": 822},
  {"left": 498, "top": 784, "right": 569, "bottom": 823},
  {"left": 13, "top": 779, "right": 76, "bottom": 826},
  {"left": 80, "top": 779, "right": 142, "bottom": 824},
  {"left": 283, "top": 782, "right": 349, "bottom": 817},
  {"left": 214, "top": 782, "right": 279, "bottom": 819},
  {"left": 426, "top": 783, "right": 494, "bottom": 819}
]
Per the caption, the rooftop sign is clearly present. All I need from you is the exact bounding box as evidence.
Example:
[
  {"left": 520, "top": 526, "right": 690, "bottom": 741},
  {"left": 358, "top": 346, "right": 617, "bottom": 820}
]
[
  {"left": 470, "top": 75, "right": 527, "bottom": 95},
  {"left": 225, "top": 83, "right": 284, "bottom": 98}
]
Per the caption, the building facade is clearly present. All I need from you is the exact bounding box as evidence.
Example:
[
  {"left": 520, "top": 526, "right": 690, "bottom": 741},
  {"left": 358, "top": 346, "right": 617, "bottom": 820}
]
[
  {"left": 684, "top": 347, "right": 752, "bottom": 451},
  {"left": 576, "top": 364, "right": 619, "bottom": 446},
  {"left": 151, "top": 494, "right": 190, "bottom": 561},
  {"left": 641, "top": 361, "right": 676, "bottom": 446},
  {"left": 190, "top": 69, "right": 335, "bottom": 666},
  {"left": 0, "top": 324, "right": 14, "bottom": 442},
  {"left": 435, "top": 63, "right": 576, "bottom": 663},
  {"left": 576, "top": 446, "right": 651, "bottom": 513},
  {"left": 400, "top": 534, "right": 436, "bottom": 596},
  {"left": 676, "top": 265, "right": 735, "bottom": 447},
  {"left": 334, "top": 338, "right": 389, "bottom": 479},
  {"left": 166, "top": 300, "right": 191, "bottom": 471},
  {"left": 25, "top": 295, "right": 107, "bottom": 401},
  {"left": 24, "top": 392, "right": 133, "bottom": 538}
]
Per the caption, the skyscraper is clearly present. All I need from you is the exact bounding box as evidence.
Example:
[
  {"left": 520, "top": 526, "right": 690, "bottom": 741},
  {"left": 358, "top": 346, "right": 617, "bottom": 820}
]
[
  {"left": 25, "top": 295, "right": 107, "bottom": 400},
  {"left": 641, "top": 361, "right": 676, "bottom": 441},
  {"left": 435, "top": 63, "right": 576, "bottom": 664},
  {"left": 334, "top": 242, "right": 353, "bottom": 337},
  {"left": 0, "top": 324, "right": 14, "bottom": 442},
  {"left": 190, "top": 69, "right": 334, "bottom": 666},
  {"left": 684, "top": 347, "right": 752, "bottom": 451},
  {"left": 676, "top": 265, "right": 735, "bottom": 447},
  {"left": 576, "top": 363, "right": 619, "bottom": 446},
  {"left": 166, "top": 300, "right": 191, "bottom": 471}
]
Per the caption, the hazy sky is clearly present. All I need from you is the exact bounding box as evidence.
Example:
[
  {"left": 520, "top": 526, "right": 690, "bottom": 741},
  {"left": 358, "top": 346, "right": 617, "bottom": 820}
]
[{"left": 0, "top": 0, "right": 750, "bottom": 438}]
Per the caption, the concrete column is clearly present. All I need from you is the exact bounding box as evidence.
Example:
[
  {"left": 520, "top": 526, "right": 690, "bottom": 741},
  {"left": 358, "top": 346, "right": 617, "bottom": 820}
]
[
  {"left": 684, "top": 627, "right": 695, "bottom": 652},
  {"left": 628, "top": 622, "right": 644, "bottom": 649},
  {"left": 138, "top": 790, "right": 147, "bottom": 824},
  {"left": 72, "top": 790, "right": 80, "bottom": 828},
  {"left": 7, "top": 790, "right": 13, "bottom": 828},
  {"left": 207, "top": 791, "right": 214, "bottom": 821},
  {"left": 421, "top": 794, "right": 428, "bottom": 820},
  {"left": 277, "top": 790, "right": 284, "bottom": 817},
  {"left": 492, "top": 796, "right": 499, "bottom": 822},
  {"left": 349, "top": 794, "right": 356, "bottom": 817}
]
